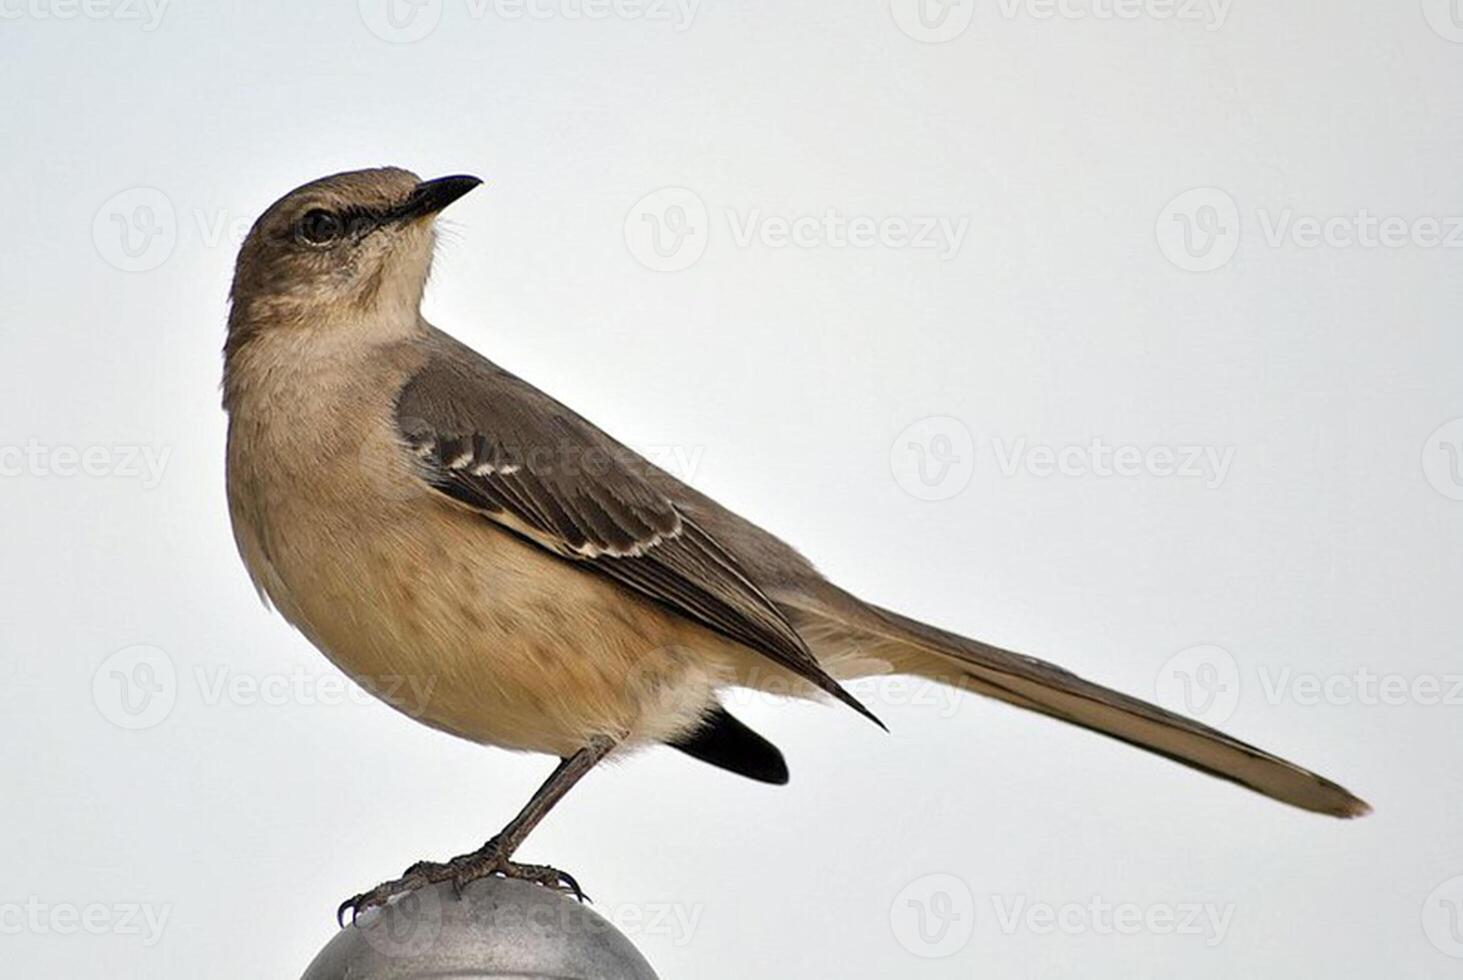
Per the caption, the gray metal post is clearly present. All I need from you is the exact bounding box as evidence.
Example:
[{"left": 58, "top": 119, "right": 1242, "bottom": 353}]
[{"left": 301, "top": 877, "right": 661, "bottom": 979}]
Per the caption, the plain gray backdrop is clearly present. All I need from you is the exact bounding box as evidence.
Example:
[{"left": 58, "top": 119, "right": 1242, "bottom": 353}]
[{"left": 3, "top": 0, "right": 1461, "bottom": 976}]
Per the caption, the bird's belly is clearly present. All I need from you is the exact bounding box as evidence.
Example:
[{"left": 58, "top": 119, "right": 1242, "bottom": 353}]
[{"left": 263, "top": 495, "right": 732, "bottom": 756}]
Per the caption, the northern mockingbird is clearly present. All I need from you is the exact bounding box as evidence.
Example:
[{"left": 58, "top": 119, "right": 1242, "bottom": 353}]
[{"left": 223, "top": 167, "right": 1368, "bottom": 923}]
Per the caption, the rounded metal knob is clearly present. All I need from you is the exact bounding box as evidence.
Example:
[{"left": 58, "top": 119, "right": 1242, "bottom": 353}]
[{"left": 301, "top": 877, "right": 660, "bottom": 979}]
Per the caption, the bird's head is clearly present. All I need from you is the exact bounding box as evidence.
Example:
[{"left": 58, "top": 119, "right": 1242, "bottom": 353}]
[{"left": 228, "top": 167, "right": 482, "bottom": 334}]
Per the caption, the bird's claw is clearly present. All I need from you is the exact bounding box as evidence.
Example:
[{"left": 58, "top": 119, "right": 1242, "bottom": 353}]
[
  {"left": 337, "top": 843, "right": 588, "bottom": 926},
  {"left": 336, "top": 860, "right": 451, "bottom": 926}
]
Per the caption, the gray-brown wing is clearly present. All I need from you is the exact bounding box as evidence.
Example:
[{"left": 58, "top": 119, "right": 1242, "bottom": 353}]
[{"left": 394, "top": 332, "right": 881, "bottom": 728}]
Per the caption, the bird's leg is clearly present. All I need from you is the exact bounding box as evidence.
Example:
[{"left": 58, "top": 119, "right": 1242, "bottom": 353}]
[{"left": 338, "top": 735, "right": 616, "bottom": 924}]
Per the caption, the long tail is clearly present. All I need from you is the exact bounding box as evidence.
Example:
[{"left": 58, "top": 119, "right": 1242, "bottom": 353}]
[{"left": 790, "top": 597, "right": 1370, "bottom": 818}]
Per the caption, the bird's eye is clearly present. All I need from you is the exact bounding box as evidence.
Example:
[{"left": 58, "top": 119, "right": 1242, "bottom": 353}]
[{"left": 298, "top": 209, "right": 344, "bottom": 246}]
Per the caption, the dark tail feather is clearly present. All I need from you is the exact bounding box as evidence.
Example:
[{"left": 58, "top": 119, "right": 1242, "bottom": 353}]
[{"left": 669, "top": 707, "right": 789, "bottom": 785}]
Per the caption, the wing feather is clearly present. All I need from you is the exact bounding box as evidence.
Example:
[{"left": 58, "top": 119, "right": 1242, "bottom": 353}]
[{"left": 395, "top": 334, "right": 881, "bottom": 728}]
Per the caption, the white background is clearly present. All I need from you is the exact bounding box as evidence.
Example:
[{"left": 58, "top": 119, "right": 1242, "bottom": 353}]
[{"left": 3, "top": 0, "right": 1461, "bottom": 976}]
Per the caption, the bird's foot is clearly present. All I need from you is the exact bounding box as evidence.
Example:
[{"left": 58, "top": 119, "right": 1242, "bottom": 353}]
[{"left": 337, "top": 836, "right": 588, "bottom": 925}]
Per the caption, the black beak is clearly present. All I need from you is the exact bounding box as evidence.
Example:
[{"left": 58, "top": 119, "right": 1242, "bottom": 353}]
[{"left": 392, "top": 174, "right": 483, "bottom": 222}]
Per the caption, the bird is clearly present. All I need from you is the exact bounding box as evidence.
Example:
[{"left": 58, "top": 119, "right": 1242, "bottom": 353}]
[{"left": 222, "top": 167, "right": 1369, "bottom": 923}]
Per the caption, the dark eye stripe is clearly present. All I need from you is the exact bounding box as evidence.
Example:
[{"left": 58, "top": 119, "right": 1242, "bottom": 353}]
[
  {"left": 293, "top": 205, "right": 390, "bottom": 246},
  {"left": 339, "top": 206, "right": 383, "bottom": 236}
]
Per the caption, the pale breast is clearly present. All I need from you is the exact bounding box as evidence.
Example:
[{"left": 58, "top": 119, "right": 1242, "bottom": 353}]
[{"left": 225, "top": 344, "right": 733, "bottom": 756}]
